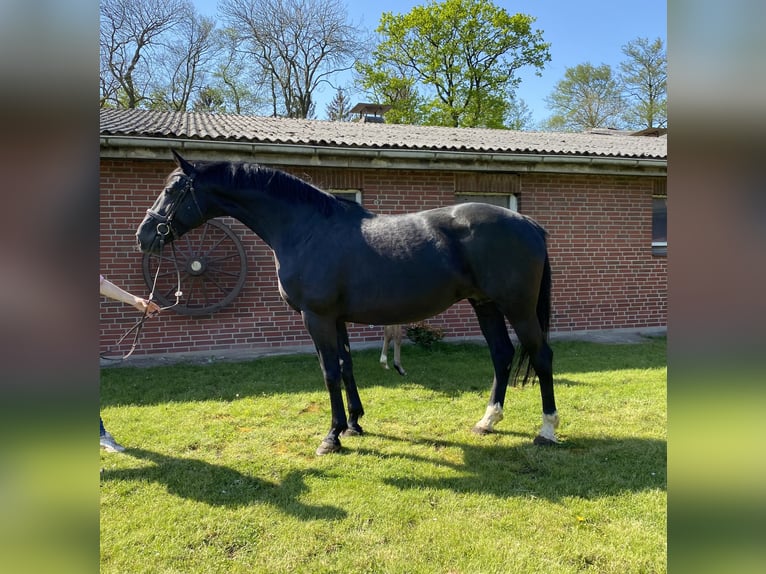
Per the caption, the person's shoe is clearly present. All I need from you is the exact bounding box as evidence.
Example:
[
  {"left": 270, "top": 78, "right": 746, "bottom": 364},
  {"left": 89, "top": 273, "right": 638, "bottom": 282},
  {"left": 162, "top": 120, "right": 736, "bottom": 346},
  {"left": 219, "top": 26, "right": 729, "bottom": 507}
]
[{"left": 100, "top": 431, "right": 125, "bottom": 453}]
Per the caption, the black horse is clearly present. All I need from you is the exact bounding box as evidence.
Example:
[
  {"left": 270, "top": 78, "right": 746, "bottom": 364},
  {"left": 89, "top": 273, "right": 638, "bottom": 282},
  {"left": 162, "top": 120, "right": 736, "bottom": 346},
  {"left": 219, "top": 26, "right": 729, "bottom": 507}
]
[{"left": 136, "top": 151, "right": 560, "bottom": 455}]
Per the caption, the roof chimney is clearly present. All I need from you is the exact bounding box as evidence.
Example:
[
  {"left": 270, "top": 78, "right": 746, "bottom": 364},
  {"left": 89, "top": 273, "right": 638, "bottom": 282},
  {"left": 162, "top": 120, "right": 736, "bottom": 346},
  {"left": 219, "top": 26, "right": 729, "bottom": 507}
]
[{"left": 350, "top": 103, "right": 392, "bottom": 123}]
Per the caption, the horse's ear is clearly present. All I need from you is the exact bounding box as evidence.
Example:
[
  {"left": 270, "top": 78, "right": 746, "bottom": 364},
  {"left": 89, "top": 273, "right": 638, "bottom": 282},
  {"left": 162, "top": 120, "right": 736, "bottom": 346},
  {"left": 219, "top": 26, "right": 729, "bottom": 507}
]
[{"left": 171, "top": 149, "right": 196, "bottom": 176}]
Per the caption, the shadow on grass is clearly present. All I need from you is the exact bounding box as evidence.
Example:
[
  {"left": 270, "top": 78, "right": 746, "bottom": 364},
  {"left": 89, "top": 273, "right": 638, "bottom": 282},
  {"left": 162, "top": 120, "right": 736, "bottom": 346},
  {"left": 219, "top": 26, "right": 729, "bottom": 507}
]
[
  {"left": 101, "top": 339, "right": 664, "bottom": 408},
  {"left": 100, "top": 448, "right": 346, "bottom": 520},
  {"left": 100, "top": 433, "right": 664, "bottom": 515},
  {"left": 417, "top": 339, "right": 667, "bottom": 376},
  {"left": 350, "top": 432, "right": 666, "bottom": 502}
]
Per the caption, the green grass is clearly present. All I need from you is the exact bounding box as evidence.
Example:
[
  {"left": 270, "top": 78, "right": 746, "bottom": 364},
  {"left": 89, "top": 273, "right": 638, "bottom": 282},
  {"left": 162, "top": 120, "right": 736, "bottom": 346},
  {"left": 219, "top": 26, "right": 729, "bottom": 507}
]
[{"left": 101, "top": 338, "right": 666, "bottom": 573}]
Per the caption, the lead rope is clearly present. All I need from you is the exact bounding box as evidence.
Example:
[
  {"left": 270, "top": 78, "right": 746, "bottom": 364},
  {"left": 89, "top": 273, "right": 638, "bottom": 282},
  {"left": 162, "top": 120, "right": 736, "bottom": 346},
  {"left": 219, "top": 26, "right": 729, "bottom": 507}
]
[
  {"left": 150, "top": 224, "right": 184, "bottom": 312},
  {"left": 100, "top": 225, "right": 184, "bottom": 362}
]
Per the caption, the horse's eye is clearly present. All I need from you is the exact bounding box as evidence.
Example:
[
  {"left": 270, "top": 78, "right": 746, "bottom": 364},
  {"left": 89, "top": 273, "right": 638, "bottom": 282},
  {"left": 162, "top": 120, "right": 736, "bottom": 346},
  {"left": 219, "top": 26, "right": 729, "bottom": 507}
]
[{"left": 164, "top": 182, "right": 182, "bottom": 196}]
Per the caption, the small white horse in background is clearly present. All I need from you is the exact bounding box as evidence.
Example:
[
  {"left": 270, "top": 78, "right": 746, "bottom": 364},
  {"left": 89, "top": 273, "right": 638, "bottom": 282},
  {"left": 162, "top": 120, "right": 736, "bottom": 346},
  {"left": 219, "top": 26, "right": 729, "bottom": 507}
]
[{"left": 380, "top": 324, "right": 406, "bottom": 376}]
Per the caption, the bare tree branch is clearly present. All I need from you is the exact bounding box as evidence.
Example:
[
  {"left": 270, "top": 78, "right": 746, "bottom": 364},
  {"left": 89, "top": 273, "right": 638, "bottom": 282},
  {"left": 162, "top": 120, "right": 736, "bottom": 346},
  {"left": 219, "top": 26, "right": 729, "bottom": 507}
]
[
  {"left": 221, "top": 0, "right": 366, "bottom": 118},
  {"left": 100, "top": 0, "right": 191, "bottom": 108}
]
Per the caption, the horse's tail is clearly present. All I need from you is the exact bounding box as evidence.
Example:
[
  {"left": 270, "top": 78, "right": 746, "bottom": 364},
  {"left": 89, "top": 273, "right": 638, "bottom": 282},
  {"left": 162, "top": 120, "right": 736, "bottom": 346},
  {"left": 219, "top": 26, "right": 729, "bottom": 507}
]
[{"left": 511, "top": 246, "right": 552, "bottom": 387}]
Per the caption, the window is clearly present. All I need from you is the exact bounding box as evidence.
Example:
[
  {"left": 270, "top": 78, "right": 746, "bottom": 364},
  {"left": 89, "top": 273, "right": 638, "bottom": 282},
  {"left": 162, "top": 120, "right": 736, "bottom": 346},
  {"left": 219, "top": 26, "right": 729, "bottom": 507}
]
[
  {"left": 330, "top": 189, "right": 361, "bottom": 204},
  {"left": 652, "top": 179, "right": 667, "bottom": 256},
  {"left": 454, "top": 173, "right": 519, "bottom": 212},
  {"left": 455, "top": 193, "right": 518, "bottom": 211}
]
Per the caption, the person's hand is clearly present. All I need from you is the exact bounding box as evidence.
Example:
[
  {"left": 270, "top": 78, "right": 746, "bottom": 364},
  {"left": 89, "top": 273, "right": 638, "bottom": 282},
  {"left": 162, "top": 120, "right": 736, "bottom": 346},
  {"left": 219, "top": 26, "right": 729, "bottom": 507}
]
[{"left": 133, "top": 297, "right": 161, "bottom": 316}]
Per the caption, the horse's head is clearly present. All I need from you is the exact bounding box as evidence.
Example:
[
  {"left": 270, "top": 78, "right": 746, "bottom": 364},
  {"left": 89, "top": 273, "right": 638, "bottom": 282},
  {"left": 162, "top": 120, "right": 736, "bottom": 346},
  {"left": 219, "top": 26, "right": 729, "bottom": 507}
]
[{"left": 136, "top": 150, "right": 209, "bottom": 253}]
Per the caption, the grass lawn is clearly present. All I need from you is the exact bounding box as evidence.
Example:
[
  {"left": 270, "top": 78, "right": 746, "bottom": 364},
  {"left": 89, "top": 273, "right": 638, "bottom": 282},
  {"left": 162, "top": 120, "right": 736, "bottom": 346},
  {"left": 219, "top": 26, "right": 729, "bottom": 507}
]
[{"left": 100, "top": 337, "right": 666, "bottom": 573}]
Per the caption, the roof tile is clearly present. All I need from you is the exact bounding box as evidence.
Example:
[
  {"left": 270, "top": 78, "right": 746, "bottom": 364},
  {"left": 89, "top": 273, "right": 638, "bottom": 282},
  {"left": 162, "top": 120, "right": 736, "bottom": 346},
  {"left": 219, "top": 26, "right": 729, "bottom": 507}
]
[{"left": 100, "top": 108, "right": 666, "bottom": 159}]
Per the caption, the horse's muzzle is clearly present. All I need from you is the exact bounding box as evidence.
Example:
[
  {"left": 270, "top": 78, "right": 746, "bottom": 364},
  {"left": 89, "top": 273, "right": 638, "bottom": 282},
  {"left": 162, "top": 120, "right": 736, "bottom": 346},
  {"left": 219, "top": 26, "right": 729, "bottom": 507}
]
[
  {"left": 135, "top": 219, "right": 167, "bottom": 254},
  {"left": 135, "top": 234, "right": 155, "bottom": 254}
]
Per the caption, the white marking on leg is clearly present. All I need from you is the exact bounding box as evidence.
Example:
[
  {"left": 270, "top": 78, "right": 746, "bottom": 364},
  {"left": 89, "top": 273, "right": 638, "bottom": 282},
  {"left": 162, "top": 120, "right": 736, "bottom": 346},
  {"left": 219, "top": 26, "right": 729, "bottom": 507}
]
[
  {"left": 474, "top": 402, "right": 504, "bottom": 433},
  {"left": 379, "top": 352, "right": 389, "bottom": 369},
  {"left": 538, "top": 411, "right": 560, "bottom": 442}
]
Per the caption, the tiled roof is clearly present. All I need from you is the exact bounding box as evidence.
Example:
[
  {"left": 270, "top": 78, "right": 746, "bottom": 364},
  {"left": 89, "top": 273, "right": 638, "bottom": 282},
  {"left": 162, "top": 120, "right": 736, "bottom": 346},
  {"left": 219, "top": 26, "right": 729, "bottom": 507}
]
[{"left": 100, "top": 108, "right": 666, "bottom": 160}]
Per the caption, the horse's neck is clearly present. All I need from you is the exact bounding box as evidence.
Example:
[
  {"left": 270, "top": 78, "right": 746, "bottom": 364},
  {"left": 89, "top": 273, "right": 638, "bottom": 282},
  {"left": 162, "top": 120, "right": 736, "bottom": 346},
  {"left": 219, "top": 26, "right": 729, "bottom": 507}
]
[{"left": 216, "top": 176, "right": 319, "bottom": 251}]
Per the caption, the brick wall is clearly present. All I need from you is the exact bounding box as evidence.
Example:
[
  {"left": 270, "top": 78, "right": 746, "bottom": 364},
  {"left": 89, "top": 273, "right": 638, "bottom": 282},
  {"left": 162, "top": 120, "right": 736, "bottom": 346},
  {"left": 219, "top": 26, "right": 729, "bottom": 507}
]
[
  {"left": 521, "top": 173, "right": 667, "bottom": 332},
  {"left": 99, "top": 158, "right": 666, "bottom": 358}
]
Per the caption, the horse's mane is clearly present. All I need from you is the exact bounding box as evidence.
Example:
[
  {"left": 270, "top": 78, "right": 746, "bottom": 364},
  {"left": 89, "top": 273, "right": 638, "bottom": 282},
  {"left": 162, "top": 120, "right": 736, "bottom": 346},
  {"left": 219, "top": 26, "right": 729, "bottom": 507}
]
[{"left": 200, "top": 160, "right": 371, "bottom": 218}]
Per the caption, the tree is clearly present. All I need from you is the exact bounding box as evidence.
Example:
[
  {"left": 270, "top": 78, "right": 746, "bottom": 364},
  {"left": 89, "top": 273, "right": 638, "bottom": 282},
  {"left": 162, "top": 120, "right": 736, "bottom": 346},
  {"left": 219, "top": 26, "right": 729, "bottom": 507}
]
[
  {"left": 543, "top": 63, "right": 625, "bottom": 131},
  {"left": 619, "top": 37, "right": 667, "bottom": 129},
  {"left": 100, "top": 0, "right": 191, "bottom": 108},
  {"left": 208, "top": 27, "right": 271, "bottom": 115},
  {"left": 220, "top": 0, "right": 366, "bottom": 118},
  {"left": 193, "top": 86, "right": 227, "bottom": 112},
  {"left": 152, "top": 14, "right": 219, "bottom": 111},
  {"left": 355, "top": 59, "right": 424, "bottom": 124},
  {"left": 505, "top": 96, "right": 534, "bottom": 131},
  {"left": 358, "top": 0, "right": 550, "bottom": 128},
  {"left": 325, "top": 88, "right": 354, "bottom": 121}
]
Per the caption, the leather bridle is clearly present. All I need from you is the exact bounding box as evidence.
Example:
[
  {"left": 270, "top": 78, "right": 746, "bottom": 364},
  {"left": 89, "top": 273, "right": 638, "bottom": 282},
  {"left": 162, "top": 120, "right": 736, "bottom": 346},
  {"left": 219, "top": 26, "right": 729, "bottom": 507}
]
[{"left": 145, "top": 173, "right": 202, "bottom": 240}]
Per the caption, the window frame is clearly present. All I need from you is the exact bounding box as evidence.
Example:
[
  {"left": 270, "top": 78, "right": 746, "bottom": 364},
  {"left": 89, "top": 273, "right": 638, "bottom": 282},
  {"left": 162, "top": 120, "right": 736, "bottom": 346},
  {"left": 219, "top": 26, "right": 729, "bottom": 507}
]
[
  {"left": 330, "top": 189, "right": 362, "bottom": 204},
  {"left": 652, "top": 179, "right": 667, "bottom": 256},
  {"left": 454, "top": 192, "right": 518, "bottom": 212}
]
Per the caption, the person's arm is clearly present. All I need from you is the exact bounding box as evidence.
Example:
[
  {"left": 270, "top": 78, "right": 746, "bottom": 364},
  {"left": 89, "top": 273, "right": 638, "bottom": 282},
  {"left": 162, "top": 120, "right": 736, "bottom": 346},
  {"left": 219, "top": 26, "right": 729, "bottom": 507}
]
[{"left": 100, "top": 275, "right": 160, "bottom": 315}]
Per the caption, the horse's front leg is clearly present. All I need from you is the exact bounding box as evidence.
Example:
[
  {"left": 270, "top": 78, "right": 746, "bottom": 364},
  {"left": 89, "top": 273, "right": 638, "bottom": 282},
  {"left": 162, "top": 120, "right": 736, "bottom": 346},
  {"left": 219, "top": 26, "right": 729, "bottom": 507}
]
[
  {"left": 337, "top": 321, "right": 365, "bottom": 436},
  {"left": 302, "top": 312, "right": 347, "bottom": 455}
]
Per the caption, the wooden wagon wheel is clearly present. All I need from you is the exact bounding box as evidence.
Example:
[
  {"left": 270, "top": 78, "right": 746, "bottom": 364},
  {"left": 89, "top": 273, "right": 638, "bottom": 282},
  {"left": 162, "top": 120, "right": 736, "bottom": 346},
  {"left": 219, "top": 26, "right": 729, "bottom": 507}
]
[{"left": 142, "top": 218, "right": 247, "bottom": 315}]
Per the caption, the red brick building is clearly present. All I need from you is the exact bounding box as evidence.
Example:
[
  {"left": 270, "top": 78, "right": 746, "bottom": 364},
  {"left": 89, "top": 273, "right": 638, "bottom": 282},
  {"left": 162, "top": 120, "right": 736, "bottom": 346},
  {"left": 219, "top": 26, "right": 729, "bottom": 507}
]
[{"left": 100, "top": 109, "right": 666, "bottom": 360}]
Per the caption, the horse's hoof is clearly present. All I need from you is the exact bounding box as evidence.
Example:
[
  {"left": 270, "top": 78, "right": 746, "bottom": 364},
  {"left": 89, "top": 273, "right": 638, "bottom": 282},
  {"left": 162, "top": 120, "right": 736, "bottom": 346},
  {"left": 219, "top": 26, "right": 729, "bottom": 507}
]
[
  {"left": 533, "top": 435, "right": 559, "bottom": 446},
  {"left": 341, "top": 424, "right": 364, "bottom": 437},
  {"left": 316, "top": 439, "right": 341, "bottom": 456},
  {"left": 472, "top": 425, "right": 493, "bottom": 435},
  {"left": 395, "top": 366, "right": 406, "bottom": 376}
]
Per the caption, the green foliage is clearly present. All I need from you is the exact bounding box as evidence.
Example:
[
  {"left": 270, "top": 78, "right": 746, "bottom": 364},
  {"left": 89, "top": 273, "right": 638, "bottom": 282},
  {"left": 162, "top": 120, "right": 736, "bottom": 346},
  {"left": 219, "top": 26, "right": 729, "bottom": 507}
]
[
  {"left": 100, "top": 339, "right": 666, "bottom": 573},
  {"left": 543, "top": 37, "right": 667, "bottom": 132},
  {"left": 544, "top": 63, "right": 625, "bottom": 131},
  {"left": 146, "top": 87, "right": 171, "bottom": 111},
  {"left": 360, "top": 0, "right": 550, "bottom": 128},
  {"left": 504, "top": 95, "right": 535, "bottom": 130},
  {"left": 355, "top": 62, "right": 424, "bottom": 124},
  {"left": 405, "top": 321, "right": 445, "bottom": 349},
  {"left": 193, "top": 85, "right": 227, "bottom": 112}
]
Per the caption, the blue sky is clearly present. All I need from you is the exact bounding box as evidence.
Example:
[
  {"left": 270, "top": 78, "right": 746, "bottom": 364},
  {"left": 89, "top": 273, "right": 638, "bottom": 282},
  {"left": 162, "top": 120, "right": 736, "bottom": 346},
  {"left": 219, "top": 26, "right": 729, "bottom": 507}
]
[{"left": 193, "top": 0, "right": 666, "bottom": 126}]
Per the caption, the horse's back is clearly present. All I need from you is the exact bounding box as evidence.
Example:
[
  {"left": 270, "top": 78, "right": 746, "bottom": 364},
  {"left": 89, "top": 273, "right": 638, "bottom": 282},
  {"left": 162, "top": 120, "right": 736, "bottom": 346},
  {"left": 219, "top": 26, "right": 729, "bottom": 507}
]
[
  {"left": 434, "top": 202, "right": 547, "bottom": 259},
  {"left": 362, "top": 202, "right": 548, "bottom": 281},
  {"left": 450, "top": 201, "right": 545, "bottom": 236}
]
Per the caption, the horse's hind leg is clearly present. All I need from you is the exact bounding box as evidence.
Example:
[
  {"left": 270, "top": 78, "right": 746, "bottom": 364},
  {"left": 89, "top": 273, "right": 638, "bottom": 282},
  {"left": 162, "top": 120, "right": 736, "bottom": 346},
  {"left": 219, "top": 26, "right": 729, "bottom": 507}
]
[
  {"left": 381, "top": 325, "right": 406, "bottom": 376},
  {"left": 470, "top": 300, "right": 515, "bottom": 434},
  {"left": 380, "top": 327, "right": 392, "bottom": 370},
  {"left": 511, "top": 316, "right": 559, "bottom": 444},
  {"left": 337, "top": 321, "right": 365, "bottom": 436},
  {"left": 391, "top": 325, "right": 406, "bottom": 376}
]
